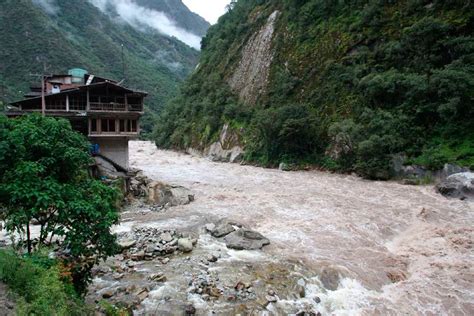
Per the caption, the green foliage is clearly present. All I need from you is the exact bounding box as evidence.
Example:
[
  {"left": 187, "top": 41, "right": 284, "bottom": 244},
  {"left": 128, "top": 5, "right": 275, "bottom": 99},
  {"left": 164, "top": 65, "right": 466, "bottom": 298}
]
[
  {"left": 155, "top": 0, "right": 474, "bottom": 178},
  {"left": 246, "top": 104, "right": 323, "bottom": 164},
  {"left": 0, "top": 249, "right": 90, "bottom": 316},
  {"left": 0, "top": 114, "right": 119, "bottom": 293}
]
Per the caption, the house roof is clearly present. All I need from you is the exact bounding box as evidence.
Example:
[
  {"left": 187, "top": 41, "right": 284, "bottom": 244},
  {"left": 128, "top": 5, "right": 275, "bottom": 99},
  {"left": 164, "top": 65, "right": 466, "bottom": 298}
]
[{"left": 11, "top": 81, "right": 148, "bottom": 106}]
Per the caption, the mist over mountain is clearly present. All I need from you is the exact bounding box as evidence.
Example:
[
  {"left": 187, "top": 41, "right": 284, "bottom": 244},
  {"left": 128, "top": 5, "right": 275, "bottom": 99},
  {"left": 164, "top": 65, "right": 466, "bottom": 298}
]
[{"left": 88, "top": 0, "right": 210, "bottom": 49}]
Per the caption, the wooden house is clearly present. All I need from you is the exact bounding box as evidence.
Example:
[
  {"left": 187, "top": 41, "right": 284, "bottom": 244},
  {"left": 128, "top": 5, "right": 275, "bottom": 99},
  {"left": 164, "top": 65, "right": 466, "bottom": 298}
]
[{"left": 6, "top": 69, "right": 147, "bottom": 171}]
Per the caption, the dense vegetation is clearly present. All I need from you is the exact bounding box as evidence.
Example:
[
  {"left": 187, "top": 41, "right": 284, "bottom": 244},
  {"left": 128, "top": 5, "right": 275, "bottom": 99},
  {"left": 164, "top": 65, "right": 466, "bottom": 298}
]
[
  {"left": 0, "top": 114, "right": 120, "bottom": 299},
  {"left": 0, "top": 249, "right": 90, "bottom": 315},
  {"left": 0, "top": 0, "right": 202, "bottom": 134},
  {"left": 155, "top": 0, "right": 474, "bottom": 179}
]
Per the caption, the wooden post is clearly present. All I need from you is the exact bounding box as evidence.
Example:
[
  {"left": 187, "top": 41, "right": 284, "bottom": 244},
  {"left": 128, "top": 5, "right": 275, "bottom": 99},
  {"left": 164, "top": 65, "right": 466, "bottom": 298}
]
[
  {"left": 125, "top": 94, "right": 128, "bottom": 111},
  {"left": 41, "top": 75, "right": 46, "bottom": 116},
  {"left": 66, "top": 95, "right": 70, "bottom": 112},
  {"left": 86, "top": 88, "right": 90, "bottom": 111}
]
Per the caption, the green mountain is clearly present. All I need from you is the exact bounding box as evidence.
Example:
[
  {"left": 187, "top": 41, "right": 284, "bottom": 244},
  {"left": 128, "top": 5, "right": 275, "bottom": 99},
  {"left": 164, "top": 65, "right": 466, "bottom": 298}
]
[
  {"left": 0, "top": 0, "right": 205, "bottom": 133},
  {"left": 155, "top": 0, "right": 474, "bottom": 179}
]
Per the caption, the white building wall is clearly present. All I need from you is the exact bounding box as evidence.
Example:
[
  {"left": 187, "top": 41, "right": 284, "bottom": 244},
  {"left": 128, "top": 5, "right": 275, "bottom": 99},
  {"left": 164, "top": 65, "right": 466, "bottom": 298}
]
[{"left": 93, "top": 138, "right": 129, "bottom": 170}]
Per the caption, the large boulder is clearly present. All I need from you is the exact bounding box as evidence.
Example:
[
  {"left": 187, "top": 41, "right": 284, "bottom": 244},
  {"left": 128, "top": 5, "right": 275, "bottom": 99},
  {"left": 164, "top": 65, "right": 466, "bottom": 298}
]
[
  {"left": 147, "top": 181, "right": 194, "bottom": 206},
  {"left": 223, "top": 229, "right": 270, "bottom": 250},
  {"left": 436, "top": 172, "right": 474, "bottom": 200},
  {"left": 206, "top": 219, "right": 242, "bottom": 238}
]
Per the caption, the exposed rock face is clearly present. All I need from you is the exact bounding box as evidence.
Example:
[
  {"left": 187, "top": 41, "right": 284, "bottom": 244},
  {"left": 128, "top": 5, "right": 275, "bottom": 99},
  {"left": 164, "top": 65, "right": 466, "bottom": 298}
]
[
  {"left": 147, "top": 181, "right": 194, "bottom": 207},
  {"left": 326, "top": 133, "right": 354, "bottom": 161},
  {"left": 436, "top": 172, "right": 474, "bottom": 200},
  {"left": 205, "top": 124, "right": 245, "bottom": 163},
  {"left": 223, "top": 229, "right": 270, "bottom": 250},
  {"left": 228, "top": 11, "right": 280, "bottom": 105}
]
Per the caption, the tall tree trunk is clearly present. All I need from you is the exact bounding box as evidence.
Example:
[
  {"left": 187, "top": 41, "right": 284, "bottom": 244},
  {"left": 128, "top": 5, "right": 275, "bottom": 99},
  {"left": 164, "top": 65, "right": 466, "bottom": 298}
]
[{"left": 26, "top": 221, "right": 31, "bottom": 254}]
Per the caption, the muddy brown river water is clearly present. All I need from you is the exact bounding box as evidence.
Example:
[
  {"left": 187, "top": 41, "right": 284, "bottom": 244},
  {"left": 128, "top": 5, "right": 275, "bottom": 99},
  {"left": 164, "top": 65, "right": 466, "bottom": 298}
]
[{"left": 95, "top": 141, "right": 473, "bottom": 315}]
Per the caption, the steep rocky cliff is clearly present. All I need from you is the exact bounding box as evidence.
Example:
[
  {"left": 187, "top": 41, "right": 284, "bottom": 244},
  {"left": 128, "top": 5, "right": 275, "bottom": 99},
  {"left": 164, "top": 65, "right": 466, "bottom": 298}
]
[
  {"left": 155, "top": 0, "right": 474, "bottom": 178},
  {"left": 227, "top": 10, "right": 280, "bottom": 105}
]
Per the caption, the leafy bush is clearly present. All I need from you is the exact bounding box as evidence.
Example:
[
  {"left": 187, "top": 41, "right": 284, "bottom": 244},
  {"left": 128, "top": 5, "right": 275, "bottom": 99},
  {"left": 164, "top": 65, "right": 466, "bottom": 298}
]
[{"left": 0, "top": 250, "right": 90, "bottom": 316}]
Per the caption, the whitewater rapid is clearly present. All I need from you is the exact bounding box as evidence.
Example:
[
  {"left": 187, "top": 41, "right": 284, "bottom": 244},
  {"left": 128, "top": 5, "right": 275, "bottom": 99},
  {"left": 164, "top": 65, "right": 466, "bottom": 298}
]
[{"left": 128, "top": 141, "right": 473, "bottom": 315}]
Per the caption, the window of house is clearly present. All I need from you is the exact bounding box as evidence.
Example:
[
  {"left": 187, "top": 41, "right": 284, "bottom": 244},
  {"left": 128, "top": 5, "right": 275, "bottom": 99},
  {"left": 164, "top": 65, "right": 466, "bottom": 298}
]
[
  {"left": 119, "top": 119, "right": 125, "bottom": 132},
  {"left": 131, "top": 119, "right": 137, "bottom": 132},
  {"left": 91, "top": 119, "right": 98, "bottom": 132},
  {"left": 101, "top": 119, "right": 116, "bottom": 132}
]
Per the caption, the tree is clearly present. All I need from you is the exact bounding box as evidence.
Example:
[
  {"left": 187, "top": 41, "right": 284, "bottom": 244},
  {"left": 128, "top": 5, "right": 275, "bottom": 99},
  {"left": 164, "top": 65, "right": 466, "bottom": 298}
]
[{"left": 0, "top": 114, "right": 119, "bottom": 293}]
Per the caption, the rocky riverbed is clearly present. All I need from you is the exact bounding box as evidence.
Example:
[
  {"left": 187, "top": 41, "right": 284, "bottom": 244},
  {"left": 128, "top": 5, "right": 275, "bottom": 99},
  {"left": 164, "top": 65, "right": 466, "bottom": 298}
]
[{"left": 86, "top": 141, "right": 473, "bottom": 315}]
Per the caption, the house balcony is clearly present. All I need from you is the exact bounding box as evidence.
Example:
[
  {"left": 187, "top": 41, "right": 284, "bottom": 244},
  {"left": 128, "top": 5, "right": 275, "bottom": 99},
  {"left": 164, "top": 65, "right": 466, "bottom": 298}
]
[
  {"left": 88, "top": 131, "right": 140, "bottom": 138},
  {"left": 89, "top": 102, "right": 143, "bottom": 112}
]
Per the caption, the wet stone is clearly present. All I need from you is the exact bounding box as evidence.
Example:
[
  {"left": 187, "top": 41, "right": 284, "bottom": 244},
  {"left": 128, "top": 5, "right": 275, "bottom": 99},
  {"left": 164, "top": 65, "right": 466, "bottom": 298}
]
[
  {"left": 223, "top": 229, "right": 270, "bottom": 250},
  {"left": 205, "top": 223, "right": 216, "bottom": 232},
  {"left": 211, "top": 221, "right": 236, "bottom": 237},
  {"left": 160, "top": 232, "right": 173, "bottom": 242},
  {"left": 185, "top": 304, "right": 196, "bottom": 315},
  {"left": 102, "top": 290, "right": 115, "bottom": 299},
  {"left": 148, "top": 273, "right": 167, "bottom": 282},
  {"left": 178, "top": 238, "right": 194, "bottom": 252},
  {"left": 207, "top": 254, "right": 218, "bottom": 263},
  {"left": 296, "top": 284, "right": 305, "bottom": 298}
]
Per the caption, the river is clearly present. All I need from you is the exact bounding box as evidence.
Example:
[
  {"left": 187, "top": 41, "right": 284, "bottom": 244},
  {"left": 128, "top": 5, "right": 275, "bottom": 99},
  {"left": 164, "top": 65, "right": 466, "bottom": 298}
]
[{"left": 93, "top": 141, "right": 473, "bottom": 315}]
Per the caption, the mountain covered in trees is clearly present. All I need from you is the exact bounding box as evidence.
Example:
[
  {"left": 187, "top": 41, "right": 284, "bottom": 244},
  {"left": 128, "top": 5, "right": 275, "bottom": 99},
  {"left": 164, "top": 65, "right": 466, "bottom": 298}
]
[
  {"left": 0, "top": 0, "right": 209, "bottom": 133},
  {"left": 155, "top": 0, "right": 474, "bottom": 179}
]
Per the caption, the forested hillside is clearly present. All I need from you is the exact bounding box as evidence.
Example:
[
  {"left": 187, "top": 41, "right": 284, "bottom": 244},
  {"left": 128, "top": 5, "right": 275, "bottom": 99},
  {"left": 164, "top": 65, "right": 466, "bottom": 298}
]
[
  {"left": 155, "top": 0, "right": 474, "bottom": 179},
  {"left": 0, "top": 0, "right": 205, "bottom": 133}
]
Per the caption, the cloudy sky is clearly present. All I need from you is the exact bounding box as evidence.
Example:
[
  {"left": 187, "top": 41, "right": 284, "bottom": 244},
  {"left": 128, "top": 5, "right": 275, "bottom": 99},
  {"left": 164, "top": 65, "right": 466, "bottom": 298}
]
[{"left": 182, "top": 0, "right": 231, "bottom": 24}]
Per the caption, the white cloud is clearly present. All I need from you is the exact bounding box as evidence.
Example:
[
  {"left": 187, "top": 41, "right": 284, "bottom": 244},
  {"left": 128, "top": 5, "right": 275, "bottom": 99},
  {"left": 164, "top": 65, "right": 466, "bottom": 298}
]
[
  {"left": 89, "top": 0, "right": 202, "bottom": 50},
  {"left": 32, "top": 0, "right": 59, "bottom": 15},
  {"left": 182, "top": 0, "right": 231, "bottom": 24}
]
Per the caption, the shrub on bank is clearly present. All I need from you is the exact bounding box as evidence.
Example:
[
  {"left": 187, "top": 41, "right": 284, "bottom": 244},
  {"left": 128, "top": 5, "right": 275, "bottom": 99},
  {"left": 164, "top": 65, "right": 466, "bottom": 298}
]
[{"left": 0, "top": 249, "right": 91, "bottom": 316}]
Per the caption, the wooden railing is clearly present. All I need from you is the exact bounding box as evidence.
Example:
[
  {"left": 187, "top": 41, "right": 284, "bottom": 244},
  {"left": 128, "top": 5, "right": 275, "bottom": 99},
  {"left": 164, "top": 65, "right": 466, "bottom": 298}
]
[
  {"left": 89, "top": 102, "right": 126, "bottom": 112},
  {"left": 88, "top": 102, "right": 143, "bottom": 112}
]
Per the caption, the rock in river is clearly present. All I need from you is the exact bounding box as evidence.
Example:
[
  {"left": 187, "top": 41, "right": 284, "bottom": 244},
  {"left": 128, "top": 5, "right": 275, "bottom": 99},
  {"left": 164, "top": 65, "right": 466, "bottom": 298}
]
[
  {"left": 436, "top": 172, "right": 474, "bottom": 200},
  {"left": 178, "top": 238, "right": 194, "bottom": 252},
  {"left": 223, "top": 229, "right": 270, "bottom": 250},
  {"left": 211, "top": 222, "right": 235, "bottom": 237},
  {"left": 118, "top": 239, "right": 136, "bottom": 250}
]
